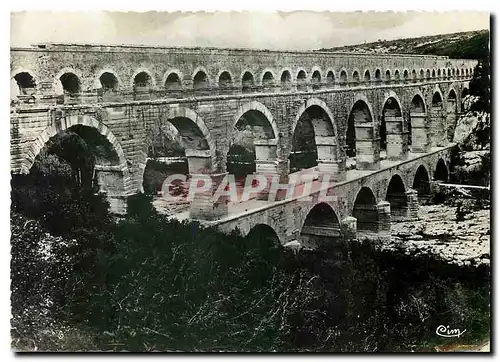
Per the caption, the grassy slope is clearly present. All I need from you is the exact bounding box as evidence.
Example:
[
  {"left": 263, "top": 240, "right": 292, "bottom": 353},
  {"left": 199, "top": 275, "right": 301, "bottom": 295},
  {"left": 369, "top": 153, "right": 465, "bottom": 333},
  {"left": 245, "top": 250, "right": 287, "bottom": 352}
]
[{"left": 319, "top": 29, "right": 489, "bottom": 59}]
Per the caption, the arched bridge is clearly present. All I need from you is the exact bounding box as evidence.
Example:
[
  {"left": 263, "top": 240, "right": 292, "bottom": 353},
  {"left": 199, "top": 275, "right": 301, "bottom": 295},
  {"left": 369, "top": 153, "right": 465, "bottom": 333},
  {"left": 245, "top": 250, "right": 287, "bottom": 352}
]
[{"left": 11, "top": 43, "right": 476, "bottom": 240}]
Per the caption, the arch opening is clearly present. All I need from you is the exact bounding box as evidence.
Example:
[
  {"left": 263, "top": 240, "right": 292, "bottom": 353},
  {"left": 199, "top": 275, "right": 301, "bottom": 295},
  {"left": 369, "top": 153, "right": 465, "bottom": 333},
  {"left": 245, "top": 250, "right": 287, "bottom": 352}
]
[
  {"left": 246, "top": 224, "right": 281, "bottom": 247},
  {"left": 352, "top": 70, "right": 360, "bottom": 83},
  {"left": 218, "top": 71, "right": 233, "bottom": 91},
  {"left": 434, "top": 159, "right": 448, "bottom": 182},
  {"left": 432, "top": 92, "right": 443, "bottom": 107},
  {"left": 242, "top": 71, "right": 255, "bottom": 93},
  {"left": 364, "top": 70, "right": 371, "bottom": 83},
  {"left": 426, "top": 69, "right": 431, "bottom": 79},
  {"left": 385, "top": 70, "right": 391, "bottom": 83},
  {"left": 386, "top": 175, "right": 407, "bottom": 221},
  {"left": 60, "top": 72, "right": 81, "bottom": 95},
  {"left": 300, "top": 203, "right": 342, "bottom": 247},
  {"left": 24, "top": 124, "right": 123, "bottom": 204},
  {"left": 413, "top": 165, "right": 431, "bottom": 204},
  {"left": 346, "top": 100, "right": 374, "bottom": 169},
  {"left": 144, "top": 113, "right": 211, "bottom": 196},
  {"left": 133, "top": 71, "right": 152, "bottom": 99},
  {"left": 290, "top": 105, "right": 336, "bottom": 173},
  {"left": 409, "top": 95, "right": 427, "bottom": 152},
  {"left": 262, "top": 71, "right": 275, "bottom": 90},
  {"left": 100, "top": 72, "right": 118, "bottom": 92},
  {"left": 326, "top": 71, "right": 335, "bottom": 88},
  {"left": 381, "top": 97, "right": 405, "bottom": 160},
  {"left": 353, "top": 187, "right": 378, "bottom": 234},
  {"left": 165, "top": 72, "right": 182, "bottom": 92},
  {"left": 13, "top": 72, "right": 36, "bottom": 96},
  {"left": 403, "top": 70, "right": 409, "bottom": 81},
  {"left": 431, "top": 69, "right": 436, "bottom": 78},
  {"left": 340, "top": 70, "right": 347, "bottom": 85},
  {"left": 229, "top": 109, "right": 276, "bottom": 181},
  {"left": 375, "top": 69, "right": 381, "bottom": 82},
  {"left": 412, "top": 70, "right": 417, "bottom": 82},
  {"left": 193, "top": 71, "right": 209, "bottom": 91},
  {"left": 394, "top": 70, "right": 400, "bottom": 82},
  {"left": 280, "top": 70, "right": 292, "bottom": 91},
  {"left": 297, "top": 70, "right": 307, "bottom": 91},
  {"left": 311, "top": 70, "right": 321, "bottom": 90}
]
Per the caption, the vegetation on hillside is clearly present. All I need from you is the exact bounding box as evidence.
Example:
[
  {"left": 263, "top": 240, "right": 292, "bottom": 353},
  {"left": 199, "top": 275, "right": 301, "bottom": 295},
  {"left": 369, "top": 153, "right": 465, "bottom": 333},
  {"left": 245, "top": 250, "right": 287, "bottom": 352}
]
[{"left": 319, "top": 30, "right": 489, "bottom": 59}]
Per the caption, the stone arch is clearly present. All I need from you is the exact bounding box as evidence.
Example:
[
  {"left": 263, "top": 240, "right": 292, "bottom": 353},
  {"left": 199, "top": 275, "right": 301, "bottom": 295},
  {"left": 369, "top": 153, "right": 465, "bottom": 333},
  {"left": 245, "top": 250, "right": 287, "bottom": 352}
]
[
  {"left": 380, "top": 92, "right": 407, "bottom": 160},
  {"left": 346, "top": 94, "right": 377, "bottom": 170},
  {"left": 409, "top": 92, "right": 428, "bottom": 153},
  {"left": 279, "top": 68, "right": 293, "bottom": 91},
  {"left": 434, "top": 158, "right": 449, "bottom": 182},
  {"left": 385, "top": 69, "right": 391, "bottom": 82},
  {"left": 339, "top": 68, "right": 348, "bottom": 84},
  {"left": 23, "top": 113, "right": 127, "bottom": 174},
  {"left": 162, "top": 69, "right": 184, "bottom": 91},
  {"left": 431, "top": 88, "right": 444, "bottom": 106},
  {"left": 261, "top": 68, "right": 276, "bottom": 88},
  {"left": 386, "top": 174, "right": 408, "bottom": 221},
  {"left": 419, "top": 68, "right": 425, "bottom": 79},
  {"left": 229, "top": 101, "right": 278, "bottom": 178},
  {"left": 192, "top": 67, "right": 210, "bottom": 90},
  {"left": 447, "top": 68, "right": 452, "bottom": 78},
  {"left": 300, "top": 202, "right": 342, "bottom": 247},
  {"left": 245, "top": 223, "right": 282, "bottom": 246},
  {"left": 289, "top": 98, "right": 341, "bottom": 175},
  {"left": 95, "top": 69, "right": 121, "bottom": 91},
  {"left": 411, "top": 69, "right": 417, "bottom": 81},
  {"left": 217, "top": 70, "right": 234, "bottom": 89},
  {"left": 241, "top": 70, "right": 255, "bottom": 93},
  {"left": 412, "top": 164, "right": 431, "bottom": 203},
  {"left": 296, "top": 68, "right": 308, "bottom": 91},
  {"left": 233, "top": 101, "right": 279, "bottom": 140},
  {"left": 161, "top": 106, "right": 217, "bottom": 174},
  {"left": 426, "top": 69, "right": 431, "bottom": 79},
  {"left": 446, "top": 88, "right": 459, "bottom": 141},
  {"left": 431, "top": 69, "right": 436, "bottom": 78},
  {"left": 352, "top": 186, "right": 379, "bottom": 233},
  {"left": 130, "top": 67, "right": 156, "bottom": 89},
  {"left": 394, "top": 69, "right": 401, "bottom": 82},
  {"left": 325, "top": 68, "right": 336, "bottom": 88},
  {"left": 54, "top": 67, "right": 84, "bottom": 95},
  {"left": 374, "top": 68, "right": 382, "bottom": 82},
  {"left": 352, "top": 68, "right": 361, "bottom": 83},
  {"left": 437, "top": 69, "right": 442, "bottom": 78},
  {"left": 403, "top": 68, "right": 409, "bottom": 81},
  {"left": 311, "top": 67, "right": 322, "bottom": 90},
  {"left": 430, "top": 89, "right": 446, "bottom": 146},
  {"left": 363, "top": 69, "right": 371, "bottom": 83},
  {"left": 11, "top": 68, "right": 38, "bottom": 97}
]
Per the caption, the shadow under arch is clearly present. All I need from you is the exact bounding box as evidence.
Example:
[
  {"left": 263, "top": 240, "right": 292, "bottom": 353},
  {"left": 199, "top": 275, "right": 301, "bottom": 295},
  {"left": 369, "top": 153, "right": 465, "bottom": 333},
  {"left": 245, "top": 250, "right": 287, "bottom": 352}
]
[{"left": 300, "top": 202, "right": 342, "bottom": 248}]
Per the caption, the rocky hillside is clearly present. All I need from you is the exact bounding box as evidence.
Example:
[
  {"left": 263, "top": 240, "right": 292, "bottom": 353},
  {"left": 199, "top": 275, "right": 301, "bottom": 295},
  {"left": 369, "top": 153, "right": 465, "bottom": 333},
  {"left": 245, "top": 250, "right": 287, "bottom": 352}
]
[{"left": 320, "top": 29, "right": 489, "bottom": 59}]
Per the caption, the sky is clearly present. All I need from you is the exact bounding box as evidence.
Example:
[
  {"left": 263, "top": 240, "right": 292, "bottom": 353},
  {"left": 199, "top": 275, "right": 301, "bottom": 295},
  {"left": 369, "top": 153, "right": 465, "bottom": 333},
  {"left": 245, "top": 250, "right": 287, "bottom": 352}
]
[{"left": 10, "top": 11, "right": 490, "bottom": 50}]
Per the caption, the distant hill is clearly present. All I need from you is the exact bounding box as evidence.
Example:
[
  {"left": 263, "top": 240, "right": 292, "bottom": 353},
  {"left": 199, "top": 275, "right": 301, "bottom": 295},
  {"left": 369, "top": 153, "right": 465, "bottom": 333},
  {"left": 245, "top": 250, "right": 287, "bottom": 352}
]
[{"left": 320, "top": 30, "right": 489, "bottom": 60}]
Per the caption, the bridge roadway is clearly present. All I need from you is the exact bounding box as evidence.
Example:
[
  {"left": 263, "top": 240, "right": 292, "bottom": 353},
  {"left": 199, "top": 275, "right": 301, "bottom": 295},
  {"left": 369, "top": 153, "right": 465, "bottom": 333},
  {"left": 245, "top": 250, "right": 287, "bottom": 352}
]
[{"left": 169, "top": 145, "right": 453, "bottom": 247}]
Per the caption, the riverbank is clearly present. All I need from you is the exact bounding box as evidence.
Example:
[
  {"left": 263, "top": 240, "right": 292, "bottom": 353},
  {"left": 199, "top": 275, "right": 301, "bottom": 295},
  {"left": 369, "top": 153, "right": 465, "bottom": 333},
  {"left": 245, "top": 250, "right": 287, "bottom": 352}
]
[{"left": 384, "top": 203, "right": 489, "bottom": 267}]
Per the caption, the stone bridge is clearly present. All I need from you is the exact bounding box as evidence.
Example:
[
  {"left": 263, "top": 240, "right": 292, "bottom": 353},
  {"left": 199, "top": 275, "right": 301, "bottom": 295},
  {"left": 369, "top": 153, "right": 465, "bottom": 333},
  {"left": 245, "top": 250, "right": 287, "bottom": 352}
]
[{"left": 11, "top": 43, "right": 477, "bottom": 241}]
